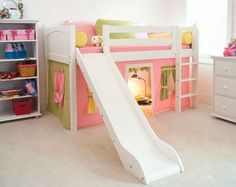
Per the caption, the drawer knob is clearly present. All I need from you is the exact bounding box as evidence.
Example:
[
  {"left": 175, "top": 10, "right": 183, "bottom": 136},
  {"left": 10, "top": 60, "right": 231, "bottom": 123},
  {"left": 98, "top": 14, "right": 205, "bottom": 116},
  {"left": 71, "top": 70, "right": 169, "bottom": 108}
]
[
  {"left": 223, "top": 86, "right": 228, "bottom": 91},
  {"left": 222, "top": 105, "right": 227, "bottom": 110},
  {"left": 223, "top": 67, "right": 228, "bottom": 72}
]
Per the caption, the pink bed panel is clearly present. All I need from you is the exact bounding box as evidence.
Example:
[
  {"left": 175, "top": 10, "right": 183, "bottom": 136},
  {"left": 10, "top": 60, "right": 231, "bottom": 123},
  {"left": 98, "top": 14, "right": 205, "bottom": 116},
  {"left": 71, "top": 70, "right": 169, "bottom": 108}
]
[
  {"left": 76, "top": 66, "right": 103, "bottom": 128},
  {"left": 116, "top": 58, "right": 190, "bottom": 114},
  {"left": 76, "top": 46, "right": 191, "bottom": 128},
  {"left": 79, "top": 45, "right": 190, "bottom": 54}
]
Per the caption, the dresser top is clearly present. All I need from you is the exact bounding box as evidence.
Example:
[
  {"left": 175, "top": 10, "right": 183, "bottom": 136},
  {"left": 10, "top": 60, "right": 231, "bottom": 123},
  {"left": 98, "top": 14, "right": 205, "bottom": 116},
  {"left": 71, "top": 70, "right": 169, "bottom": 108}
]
[{"left": 212, "top": 56, "right": 236, "bottom": 62}]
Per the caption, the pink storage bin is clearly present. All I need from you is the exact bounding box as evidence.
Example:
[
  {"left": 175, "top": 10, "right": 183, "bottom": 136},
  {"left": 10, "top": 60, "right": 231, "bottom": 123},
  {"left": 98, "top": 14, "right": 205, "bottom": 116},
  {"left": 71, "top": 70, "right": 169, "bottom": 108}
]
[
  {"left": 0, "top": 30, "right": 7, "bottom": 41},
  {"left": 7, "top": 29, "right": 35, "bottom": 40}
]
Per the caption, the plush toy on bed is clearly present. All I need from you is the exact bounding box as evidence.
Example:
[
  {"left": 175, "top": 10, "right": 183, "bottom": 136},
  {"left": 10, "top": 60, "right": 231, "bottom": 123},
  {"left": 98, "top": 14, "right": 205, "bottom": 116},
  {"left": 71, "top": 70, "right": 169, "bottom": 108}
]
[{"left": 91, "top": 35, "right": 103, "bottom": 47}]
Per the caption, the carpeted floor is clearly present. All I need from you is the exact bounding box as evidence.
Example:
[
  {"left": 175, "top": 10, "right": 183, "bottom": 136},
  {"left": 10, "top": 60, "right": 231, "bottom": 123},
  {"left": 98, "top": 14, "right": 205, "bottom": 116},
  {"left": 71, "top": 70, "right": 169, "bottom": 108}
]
[{"left": 0, "top": 105, "right": 236, "bottom": 187}]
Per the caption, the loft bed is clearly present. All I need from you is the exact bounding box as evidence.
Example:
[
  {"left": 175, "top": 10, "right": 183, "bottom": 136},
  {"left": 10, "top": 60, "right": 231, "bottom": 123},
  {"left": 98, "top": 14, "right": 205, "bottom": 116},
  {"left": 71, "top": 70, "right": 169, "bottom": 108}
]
[{"left": 45, "top": 22, "right": 199, "bottom": 131}]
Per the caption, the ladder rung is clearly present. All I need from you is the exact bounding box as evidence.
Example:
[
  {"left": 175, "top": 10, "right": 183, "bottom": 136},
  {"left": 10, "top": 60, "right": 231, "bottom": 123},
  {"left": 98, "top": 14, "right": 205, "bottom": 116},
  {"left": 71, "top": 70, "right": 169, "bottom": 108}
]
[
  {"left": 181, "top": 78, "right": 197, "bottom": 82},
  {"left": 181, "top": 93, "right": 197, "bottom": 98},
  {"left": 181, "top": 62, "right": 198, "bottom": 66}
]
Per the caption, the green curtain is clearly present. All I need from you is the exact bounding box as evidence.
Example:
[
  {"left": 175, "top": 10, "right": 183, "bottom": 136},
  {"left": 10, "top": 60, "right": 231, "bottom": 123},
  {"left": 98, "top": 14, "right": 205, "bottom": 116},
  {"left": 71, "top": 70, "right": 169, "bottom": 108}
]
[
  {"left": 48, "top": 60, "right": 70, "bottom": 129},
  {"left": 160, "top": 66, "right": 176, "bottom": 100}
]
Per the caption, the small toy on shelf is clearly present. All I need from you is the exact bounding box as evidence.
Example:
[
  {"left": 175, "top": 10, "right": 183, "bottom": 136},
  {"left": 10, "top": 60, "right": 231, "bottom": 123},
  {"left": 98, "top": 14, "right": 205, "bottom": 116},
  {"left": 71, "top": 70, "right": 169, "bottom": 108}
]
[
  {"left": 91, "top": 35, "right": 103, "bottom": 47},
  {"left": 24, "top": 80, "right": 37, "bottom": 96},
  {"left": 17, "top": 0, "right": 23, "bottom": 19}
]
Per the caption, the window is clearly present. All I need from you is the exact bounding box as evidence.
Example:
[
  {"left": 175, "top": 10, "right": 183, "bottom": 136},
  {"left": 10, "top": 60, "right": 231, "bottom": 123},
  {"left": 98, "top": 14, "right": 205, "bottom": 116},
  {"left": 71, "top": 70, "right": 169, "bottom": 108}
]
[{"left": 186, "top": 0, "right": 233, "bottom": 63}]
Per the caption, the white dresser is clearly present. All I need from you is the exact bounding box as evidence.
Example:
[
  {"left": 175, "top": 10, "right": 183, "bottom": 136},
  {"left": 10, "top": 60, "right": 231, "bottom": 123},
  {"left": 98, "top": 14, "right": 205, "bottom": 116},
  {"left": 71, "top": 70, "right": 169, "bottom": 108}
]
[{"left": 212, "top": 56, "right": 236, "bottom": 123}]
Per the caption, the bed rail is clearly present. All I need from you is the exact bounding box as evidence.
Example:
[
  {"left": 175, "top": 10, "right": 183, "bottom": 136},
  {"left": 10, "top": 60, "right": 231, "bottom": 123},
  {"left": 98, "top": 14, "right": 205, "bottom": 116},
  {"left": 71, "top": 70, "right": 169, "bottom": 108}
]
[{"left": 103, "top": 25, "right": 178, "bottom": 62}]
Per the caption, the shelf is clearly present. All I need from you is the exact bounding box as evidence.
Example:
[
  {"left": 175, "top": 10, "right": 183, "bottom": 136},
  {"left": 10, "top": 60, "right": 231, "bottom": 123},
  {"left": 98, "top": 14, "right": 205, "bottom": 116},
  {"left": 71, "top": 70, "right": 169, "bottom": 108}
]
[
  {"left": 0, "top": 110, "right": 41, "bottom": 122},
  {"left": 0, "top": 40, "right": 36, "bottom": 43},
  {"left": 0, "top": 20, "right": 40, "bottom": 123},
  {"left": 0, "top": 95, "right": 37, "bottom": 102},
  {"left": 0, "top": 19, "right": 38, "bottom": 24},
  {"left": 0, "top": 57, "right": 37, "bottom": 62},
  {"left": 0, "top": 76, "right": 37, "bottom": 82}
]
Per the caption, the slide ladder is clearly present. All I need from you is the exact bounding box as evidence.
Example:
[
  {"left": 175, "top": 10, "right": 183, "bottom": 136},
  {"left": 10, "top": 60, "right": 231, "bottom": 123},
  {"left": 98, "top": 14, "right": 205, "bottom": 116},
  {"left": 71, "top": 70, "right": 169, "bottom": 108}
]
[{"left": 76, "top": 49, "right": 184, "bottom": 184}]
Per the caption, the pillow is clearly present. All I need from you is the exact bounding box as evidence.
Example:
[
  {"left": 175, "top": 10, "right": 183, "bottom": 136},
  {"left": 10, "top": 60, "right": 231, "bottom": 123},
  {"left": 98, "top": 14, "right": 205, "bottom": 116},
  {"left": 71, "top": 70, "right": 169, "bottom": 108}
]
[
  {"left": 95, "top": 19, "right": 135, "bottom": 39},
  {"left": 147, "top": 32, "right": 192, "bottom": 45},
  {"left": 76, "top": 31, "right": 88, "bottom": 47},
  {"left": 148, "top": 32, "right": 171, "bottom": 39},
  {"left": 182, "top": 32, "right": 192, "bottom": 45},
  {"left": 75, "top": 22, "right": 96, "bottom": 46}
]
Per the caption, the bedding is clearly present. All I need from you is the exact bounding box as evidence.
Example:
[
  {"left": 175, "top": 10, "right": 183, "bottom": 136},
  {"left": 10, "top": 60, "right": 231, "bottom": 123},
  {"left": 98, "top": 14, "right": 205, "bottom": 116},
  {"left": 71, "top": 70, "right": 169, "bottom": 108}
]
[
  {"left": 76, "top": 31, "right": 88, "bottom": 47},
  {"left": 74, "top": 22, "right": 96, "bottom": 46},
  {"left": 148, "top": 32, "right": 193, "bottom": 45},
  {"left": 95, "top": 19, "right": 135, "bottom": 39}
]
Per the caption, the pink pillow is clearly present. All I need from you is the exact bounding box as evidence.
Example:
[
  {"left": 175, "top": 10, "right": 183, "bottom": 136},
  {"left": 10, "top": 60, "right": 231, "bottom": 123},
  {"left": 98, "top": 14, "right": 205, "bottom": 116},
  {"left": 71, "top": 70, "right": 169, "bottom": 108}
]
[{"left": 75, "top": 22, "right": 96, "bottom": 46}]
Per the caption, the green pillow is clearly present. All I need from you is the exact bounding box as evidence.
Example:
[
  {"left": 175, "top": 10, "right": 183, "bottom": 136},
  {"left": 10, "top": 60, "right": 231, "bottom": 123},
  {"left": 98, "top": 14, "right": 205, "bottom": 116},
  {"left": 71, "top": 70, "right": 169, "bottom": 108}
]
[{"left": 95, "top": 19, "right": 135, "bottom": 39}]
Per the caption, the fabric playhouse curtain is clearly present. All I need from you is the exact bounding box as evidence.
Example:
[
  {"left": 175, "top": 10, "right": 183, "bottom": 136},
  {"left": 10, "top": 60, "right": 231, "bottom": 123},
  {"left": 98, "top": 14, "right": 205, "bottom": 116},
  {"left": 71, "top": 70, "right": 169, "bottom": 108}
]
[{"left": 160, "top": 66, "right": 176, "bottom": 100}]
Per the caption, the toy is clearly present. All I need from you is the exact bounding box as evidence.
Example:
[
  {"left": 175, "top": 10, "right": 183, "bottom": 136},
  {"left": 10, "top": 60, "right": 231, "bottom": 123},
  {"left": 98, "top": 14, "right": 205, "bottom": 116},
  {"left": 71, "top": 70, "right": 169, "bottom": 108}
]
[
  {"left": 17, "top": 0, "right": 23, "bottom": 19},
  {"left": 223, "top": 39, "right": 236, "bottom": 56},
  {"left": 223, "top": 47, "right": 233, "bottom": 56},
  {"left": 24, "top": 80, "right": 37, "bottom": 96},
  {"left": 91, "top": 35, "right": 103, "bottom": 47}
]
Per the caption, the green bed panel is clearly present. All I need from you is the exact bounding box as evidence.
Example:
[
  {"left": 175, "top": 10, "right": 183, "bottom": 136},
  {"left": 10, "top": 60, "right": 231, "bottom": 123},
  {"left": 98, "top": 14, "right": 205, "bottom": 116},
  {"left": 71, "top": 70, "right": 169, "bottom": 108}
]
[{"left": 48, "top": 60, "right": 70, "bottom": 129}]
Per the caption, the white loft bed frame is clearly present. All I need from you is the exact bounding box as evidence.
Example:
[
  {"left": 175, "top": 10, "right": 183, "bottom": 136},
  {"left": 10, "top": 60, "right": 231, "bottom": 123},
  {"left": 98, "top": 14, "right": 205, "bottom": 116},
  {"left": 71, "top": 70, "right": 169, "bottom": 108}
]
[{"left": 45, "top": 24, "right": 199, "bottom": 131}]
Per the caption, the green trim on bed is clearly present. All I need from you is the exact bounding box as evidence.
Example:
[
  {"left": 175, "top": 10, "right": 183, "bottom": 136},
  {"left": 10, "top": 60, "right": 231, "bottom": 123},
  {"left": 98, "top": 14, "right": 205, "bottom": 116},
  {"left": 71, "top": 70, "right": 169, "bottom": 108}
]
[{"left": 48, "top": 60, "right": 70, "bottom": 129}]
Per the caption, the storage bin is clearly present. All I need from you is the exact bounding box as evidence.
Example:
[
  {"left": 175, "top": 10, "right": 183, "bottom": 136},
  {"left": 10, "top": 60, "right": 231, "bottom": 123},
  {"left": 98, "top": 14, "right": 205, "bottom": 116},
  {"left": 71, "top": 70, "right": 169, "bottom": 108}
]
[
  {"left": 7, "top": 29, "right": 35, "bottom": 40},
  {"left": 5, "top": 43, "right": 27, "bottom": 59},
  {"left": 17, "top": 64, "right": 37, "bottom": 77},
  {"left": 0, "top": 30, "right": 7, "bottom": 41},
  {"left": 12, "top": 100, "right": 32, "bottom": 115}
]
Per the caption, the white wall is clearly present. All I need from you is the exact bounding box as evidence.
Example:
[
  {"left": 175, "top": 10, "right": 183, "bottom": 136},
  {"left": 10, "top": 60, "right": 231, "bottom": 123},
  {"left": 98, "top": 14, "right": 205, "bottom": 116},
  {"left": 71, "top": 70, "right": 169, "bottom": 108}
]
[
  {"left": 0, "top": 0, "right": 175, "bottom": 111},
  {"left": 233, "top": 0, "right": 236, "bottom": 38},
  {"left": 197, "top": 0, "right": 236, "bottom": 105},
  {"left": 162, "top": 0, "right": 186, "bottom": 26},
  {"left": 20, "top": 0, "right": 168, "bottom": 26}
]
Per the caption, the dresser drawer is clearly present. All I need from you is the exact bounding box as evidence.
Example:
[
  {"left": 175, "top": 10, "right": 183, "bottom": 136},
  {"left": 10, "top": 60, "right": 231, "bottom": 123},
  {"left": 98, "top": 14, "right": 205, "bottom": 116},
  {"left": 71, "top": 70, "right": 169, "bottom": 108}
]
[
  {"left": 214, "top": 95, "right": 236, "bottom": 118},
  {"left": 214, "top": 76, "right": 236, "bottom": 98},
  {"left": 215, "top": 60, "right": 236, "bottom": 78}
]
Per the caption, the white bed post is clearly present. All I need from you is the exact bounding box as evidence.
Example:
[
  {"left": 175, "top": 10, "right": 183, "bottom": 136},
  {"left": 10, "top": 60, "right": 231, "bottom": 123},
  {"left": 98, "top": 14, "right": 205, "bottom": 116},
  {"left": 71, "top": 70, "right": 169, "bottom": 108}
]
[
  {"left": 69, "top": 24, "right": 77, "bottom": 131},
  {"left": 175, "top": 27, "right": 182, "bottom": 112},
  {"left": 103, "top": 25, "right": 111, "bottom": 55}
]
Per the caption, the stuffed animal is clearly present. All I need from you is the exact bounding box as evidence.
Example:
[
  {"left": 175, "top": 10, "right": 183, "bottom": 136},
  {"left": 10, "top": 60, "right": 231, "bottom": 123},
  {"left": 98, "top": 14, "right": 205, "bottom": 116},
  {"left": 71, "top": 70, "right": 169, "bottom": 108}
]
[
  {"left": 91, "top": 35, "right": 103, "bottom": 47},
  {"left": 223, "top": 39, "right": 236, "bottom": 56}
]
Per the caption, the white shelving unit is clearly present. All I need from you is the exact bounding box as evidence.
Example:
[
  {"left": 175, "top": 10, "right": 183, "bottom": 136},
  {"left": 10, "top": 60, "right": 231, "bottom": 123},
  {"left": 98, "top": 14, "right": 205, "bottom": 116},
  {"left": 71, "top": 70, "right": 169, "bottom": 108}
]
[{"left": 0, "top": 19, "right": 41, "bottom": 122}]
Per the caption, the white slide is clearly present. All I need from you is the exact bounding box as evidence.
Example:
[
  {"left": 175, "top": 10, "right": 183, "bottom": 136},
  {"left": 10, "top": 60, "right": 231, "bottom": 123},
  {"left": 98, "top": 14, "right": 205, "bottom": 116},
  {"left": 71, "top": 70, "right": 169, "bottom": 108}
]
[{"left": 76, "top": 49, "right": 184, "bottom": 184}]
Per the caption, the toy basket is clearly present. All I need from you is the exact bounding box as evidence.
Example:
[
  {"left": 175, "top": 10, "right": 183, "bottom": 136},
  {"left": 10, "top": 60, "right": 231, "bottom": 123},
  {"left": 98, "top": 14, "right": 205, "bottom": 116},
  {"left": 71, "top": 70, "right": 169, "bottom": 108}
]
[
  {"left": 12, "top": 99, "right": 32, "bottom": 115},
  {"left": 17, "top": 63, "right": 36, "bottom": 77}
]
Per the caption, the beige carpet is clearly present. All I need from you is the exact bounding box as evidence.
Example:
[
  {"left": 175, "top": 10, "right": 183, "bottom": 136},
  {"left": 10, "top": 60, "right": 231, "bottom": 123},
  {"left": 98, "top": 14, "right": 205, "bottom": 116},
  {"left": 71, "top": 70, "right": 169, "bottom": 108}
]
[{"left": 0, "top": 105, "right": 236, "bottom": 187}]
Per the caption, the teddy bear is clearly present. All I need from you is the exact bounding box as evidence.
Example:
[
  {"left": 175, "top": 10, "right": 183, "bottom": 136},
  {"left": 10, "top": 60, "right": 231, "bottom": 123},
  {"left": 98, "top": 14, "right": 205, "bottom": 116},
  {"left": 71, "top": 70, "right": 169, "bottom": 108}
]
[{"left": 91, "top": 35, "right": 103, "bottom": 47}]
